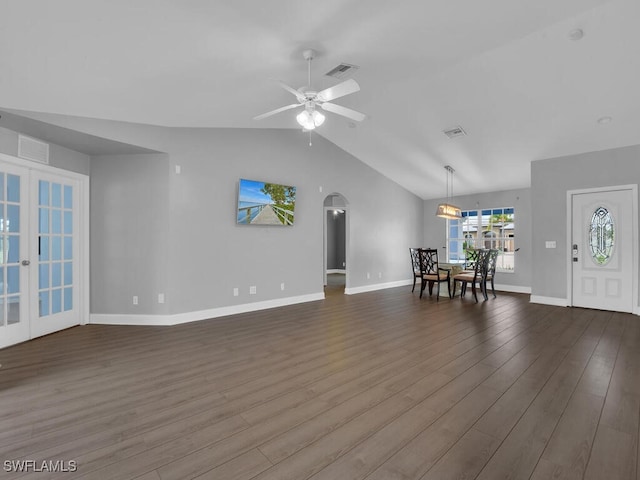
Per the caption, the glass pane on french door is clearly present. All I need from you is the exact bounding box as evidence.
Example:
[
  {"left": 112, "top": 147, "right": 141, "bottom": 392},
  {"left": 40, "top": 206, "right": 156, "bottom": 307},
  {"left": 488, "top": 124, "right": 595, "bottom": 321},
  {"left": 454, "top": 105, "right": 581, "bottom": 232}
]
[
  {"left": 38, "top": 180, "right": 73, "bottom": 316},
  {"left": 0, "top": 163, "right": 30, "bottom": 349}
]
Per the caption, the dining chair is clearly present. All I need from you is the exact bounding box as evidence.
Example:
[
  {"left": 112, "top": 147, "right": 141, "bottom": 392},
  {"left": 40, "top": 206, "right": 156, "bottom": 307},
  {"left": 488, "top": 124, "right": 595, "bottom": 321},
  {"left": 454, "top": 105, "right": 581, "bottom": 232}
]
[
  {"left": 409, "top": 247, "right": 422, "bottom": 293},
  {"left": 484, "top": 249, "right": 500, "bottom": 299},
  {"left": 463, "top": 248, "right": 482, "bottom": 272},
  {"left": 418, "top": 248, "right": 451, "bottom": 300},
  {"left": 452, "top": 249, "right": 490, "bottom": 302}
]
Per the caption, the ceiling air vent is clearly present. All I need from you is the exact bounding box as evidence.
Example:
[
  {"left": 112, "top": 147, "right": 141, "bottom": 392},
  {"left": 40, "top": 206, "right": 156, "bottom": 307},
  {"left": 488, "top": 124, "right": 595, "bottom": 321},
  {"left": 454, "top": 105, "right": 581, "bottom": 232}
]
[
  {"left": 18, "top": 135, "right": 50, "bottom": 164},
  {"left": 325, "top": 63, "right": 359, "bottom": 79},
  {"left": 443, "top": 126, "right": 467, "bottom": 139}
]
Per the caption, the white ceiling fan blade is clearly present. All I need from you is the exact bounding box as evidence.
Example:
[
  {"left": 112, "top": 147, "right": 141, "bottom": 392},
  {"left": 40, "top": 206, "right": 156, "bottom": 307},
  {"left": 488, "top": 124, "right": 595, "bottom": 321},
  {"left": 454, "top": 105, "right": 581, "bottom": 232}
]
[
  {"left": 317, "top": 79, "right": 360, "bottom": 102},
  {"left": 253, "top": 104, "right": 302, "bottom": 121},
  {"left": 276, "top": 80, "right": 305, "bottom": 102},
  {"left": 320, "top": 102, "right": 367, "bottom": 122}
]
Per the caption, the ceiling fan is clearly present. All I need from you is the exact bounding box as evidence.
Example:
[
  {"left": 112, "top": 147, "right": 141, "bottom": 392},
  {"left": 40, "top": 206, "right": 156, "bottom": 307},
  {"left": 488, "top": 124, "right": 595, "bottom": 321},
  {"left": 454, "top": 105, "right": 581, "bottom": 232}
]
[{"left": 254, "top": 49, "right": 366, "bottom": 130}]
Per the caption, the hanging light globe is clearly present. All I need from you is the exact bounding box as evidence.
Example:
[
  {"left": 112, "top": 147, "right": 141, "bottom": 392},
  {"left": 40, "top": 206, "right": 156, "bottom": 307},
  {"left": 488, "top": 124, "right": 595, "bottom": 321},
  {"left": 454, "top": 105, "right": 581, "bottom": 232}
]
[{"left": 296, "top": 108, "right": 325, "bottom": 130}]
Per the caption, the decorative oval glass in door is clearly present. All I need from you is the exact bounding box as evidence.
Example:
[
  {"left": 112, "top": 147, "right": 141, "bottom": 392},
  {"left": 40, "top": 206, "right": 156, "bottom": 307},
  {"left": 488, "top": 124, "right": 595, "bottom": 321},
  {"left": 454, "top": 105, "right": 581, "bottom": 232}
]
[{"left": 589, "top": 206, "right": 614, "bottom": 265}]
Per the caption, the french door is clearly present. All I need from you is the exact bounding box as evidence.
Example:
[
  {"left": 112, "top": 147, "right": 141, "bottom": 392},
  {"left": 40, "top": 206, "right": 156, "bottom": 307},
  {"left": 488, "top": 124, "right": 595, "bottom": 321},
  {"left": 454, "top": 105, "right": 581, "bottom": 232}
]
[
  {"left": 0, "top": 162, "right": 30, "bottom": 347},
  {"left": 570, "top": 186, "right": 636, "bottom": 313},
  {"left": 0, "top": 155, "right": 87, "bottom": 348}
]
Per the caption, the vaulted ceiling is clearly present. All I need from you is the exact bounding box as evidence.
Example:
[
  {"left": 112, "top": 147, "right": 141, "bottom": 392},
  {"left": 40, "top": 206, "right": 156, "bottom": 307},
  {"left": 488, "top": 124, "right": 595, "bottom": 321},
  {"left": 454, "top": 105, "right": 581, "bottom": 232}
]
[{"left": 1, "top": 0, "right": 638, "bottom": 199}]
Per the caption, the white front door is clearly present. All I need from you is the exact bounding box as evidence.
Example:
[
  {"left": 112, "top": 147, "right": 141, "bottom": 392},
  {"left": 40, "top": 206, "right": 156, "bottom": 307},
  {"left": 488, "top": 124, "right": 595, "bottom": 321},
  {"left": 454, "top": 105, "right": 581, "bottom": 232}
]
[
  {"left": 571, "top": 187, "right": 635, "bottom": 312},
  {"left": 0, "top": 155, "right": 87, "bottom": 348}
]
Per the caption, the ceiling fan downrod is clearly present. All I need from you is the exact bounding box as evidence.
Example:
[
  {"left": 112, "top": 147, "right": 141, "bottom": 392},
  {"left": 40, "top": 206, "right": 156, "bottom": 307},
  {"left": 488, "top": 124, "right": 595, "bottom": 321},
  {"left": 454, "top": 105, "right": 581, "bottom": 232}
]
[{"left": 302, "top": 49, "right": 316, "bottom": 88}]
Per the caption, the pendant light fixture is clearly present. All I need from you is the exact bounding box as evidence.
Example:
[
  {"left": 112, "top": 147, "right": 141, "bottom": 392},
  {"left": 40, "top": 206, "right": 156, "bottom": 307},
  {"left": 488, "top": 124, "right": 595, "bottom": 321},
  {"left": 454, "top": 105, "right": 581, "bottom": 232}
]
[{"left": 435, "top": 165, "right": 462, "bottom": 220}]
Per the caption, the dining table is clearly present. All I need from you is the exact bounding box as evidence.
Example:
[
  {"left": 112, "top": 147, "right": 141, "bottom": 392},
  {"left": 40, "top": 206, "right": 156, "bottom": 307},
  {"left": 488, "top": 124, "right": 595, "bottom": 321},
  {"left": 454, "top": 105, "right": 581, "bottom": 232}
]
[{"left": 439, "top": 263, "right": 464, "bottom": 297}]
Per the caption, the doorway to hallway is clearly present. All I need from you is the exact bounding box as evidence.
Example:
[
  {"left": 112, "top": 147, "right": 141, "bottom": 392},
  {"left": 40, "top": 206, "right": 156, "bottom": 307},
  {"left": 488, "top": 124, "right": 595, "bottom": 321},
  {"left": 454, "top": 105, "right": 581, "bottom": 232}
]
[{"left": 323, "top": 193, "right": 348, "bottom": 295}]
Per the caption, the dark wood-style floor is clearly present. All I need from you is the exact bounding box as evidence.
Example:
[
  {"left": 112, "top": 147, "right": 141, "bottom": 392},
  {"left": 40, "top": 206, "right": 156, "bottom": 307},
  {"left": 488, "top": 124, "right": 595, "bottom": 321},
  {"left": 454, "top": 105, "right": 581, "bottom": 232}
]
[{"left": 1, "top": 285, "right": 638, "bottom": 479}]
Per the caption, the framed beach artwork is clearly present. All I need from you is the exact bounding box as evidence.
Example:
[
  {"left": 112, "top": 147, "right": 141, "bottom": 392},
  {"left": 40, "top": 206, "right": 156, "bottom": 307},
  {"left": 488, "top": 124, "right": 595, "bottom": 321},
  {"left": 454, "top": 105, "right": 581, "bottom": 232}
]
[{"left": 236, "top": 178, "right": 296, "bottom": 226}]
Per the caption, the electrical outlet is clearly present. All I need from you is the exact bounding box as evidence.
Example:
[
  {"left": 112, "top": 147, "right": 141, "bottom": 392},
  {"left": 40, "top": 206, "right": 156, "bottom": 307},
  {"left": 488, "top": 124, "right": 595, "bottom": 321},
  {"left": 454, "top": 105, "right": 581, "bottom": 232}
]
[
  {"left": 133, "top": 296, "right": 138, "bottom": 305},
  {"left": 281, "top": 283, "right": 285, "bottom": 291},
  {"left": 175, "top": 165, "right": 181, "bottom": 174},
  {"left": 378, "top": 272, "right": 382, "bottom": 278},
  {"left": 233, "top": 287, "right": 239, "bottom": 297},
  {"left": 366, "top": 272, "right": 370, "bottom": 279},
  {"left": 158, "top": 293, "right": 165, "bottom": 304},
  {"left": 342, "top": 261, "right": 346, "bottom": 267},
  {"left": 250, "top": 286, "right": 257, "bottom": 295}
]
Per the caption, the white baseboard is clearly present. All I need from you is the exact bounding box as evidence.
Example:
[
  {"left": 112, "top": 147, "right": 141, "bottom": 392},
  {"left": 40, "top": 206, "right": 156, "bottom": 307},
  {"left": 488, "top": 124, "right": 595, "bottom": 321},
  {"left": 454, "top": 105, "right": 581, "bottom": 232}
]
[
  {"left": 90, "top": 292, "right": 325, "bottom": 327},
  {"left": 530, "top": 296, "right": 640, "bottom": 313},
  {"left": 326, "top": 269, "right": 346, "bottom": 274},
  {"left": 345, "top": 279, "right": 413, "bottom": 295},
  {"left": 90, "top": 313, "right": 173, "bottom": 327},
  {"left": 530, "top": 295, "right": 568, "bottom": 307},
  {"left": 494, "top": 284, "right": 532, "bottom": 294}
]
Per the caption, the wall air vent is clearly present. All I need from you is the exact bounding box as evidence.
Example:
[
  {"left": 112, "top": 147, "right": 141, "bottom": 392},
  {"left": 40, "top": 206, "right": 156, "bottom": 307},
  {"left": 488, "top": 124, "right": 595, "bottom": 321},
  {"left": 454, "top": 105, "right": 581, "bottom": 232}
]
[
  {"left": 325, "top": 63, "right": 359, "bottom": 79},
  {"left": 18, "top": 135, "right": 50, "bottom": 164},
  {"left": 443, "top": 126, "right": 467, "bottom": 139}
]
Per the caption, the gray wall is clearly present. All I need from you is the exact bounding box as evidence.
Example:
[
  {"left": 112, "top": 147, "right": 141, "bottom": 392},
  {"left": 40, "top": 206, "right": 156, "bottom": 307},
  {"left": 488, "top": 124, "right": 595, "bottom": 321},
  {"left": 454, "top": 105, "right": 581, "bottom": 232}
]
[
  {"left": 326, "top": 210, "right": 346, "bottom": 270},
  {"left": 531, "top": 144, "right": 640, "bottom": 301},
  {"left": 0, "top": 126, "right": 90, "bottom": 174},
  {"left": 163, "top": 128, "right": 423, "bottom": 313},
  {"left": 424, "top": 187, "right": 532, "bottom": 289},
  {"left": 90, "top": 153, "right": 170, "bottom": 314},
  {"left": 37, "top": 117, "right": 423, "bottom": 315}
]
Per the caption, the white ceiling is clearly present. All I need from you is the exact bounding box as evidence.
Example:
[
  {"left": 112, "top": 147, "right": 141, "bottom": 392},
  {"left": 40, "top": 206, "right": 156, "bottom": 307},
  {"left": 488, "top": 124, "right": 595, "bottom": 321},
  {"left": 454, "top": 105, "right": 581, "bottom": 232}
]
[{"left": 1, "top": 0, "right": 638, "bottom": 199}]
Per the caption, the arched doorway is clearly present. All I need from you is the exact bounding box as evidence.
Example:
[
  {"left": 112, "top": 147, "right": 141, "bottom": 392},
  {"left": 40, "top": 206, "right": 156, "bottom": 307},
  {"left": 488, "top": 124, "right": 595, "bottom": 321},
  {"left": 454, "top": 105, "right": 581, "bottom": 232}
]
[{"left": 323, "top": 193, "right": 348, "bottom": 294}]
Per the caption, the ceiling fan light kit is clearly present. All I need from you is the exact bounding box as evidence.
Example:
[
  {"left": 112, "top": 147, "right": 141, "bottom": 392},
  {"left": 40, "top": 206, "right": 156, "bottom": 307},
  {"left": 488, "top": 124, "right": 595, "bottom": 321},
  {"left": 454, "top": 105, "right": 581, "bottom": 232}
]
[
  {"left": 254, "top": 48, "right": 366, "bottom": 131},
  {"left": 296, "top": 109, "right": 325, "bottom": 130}
]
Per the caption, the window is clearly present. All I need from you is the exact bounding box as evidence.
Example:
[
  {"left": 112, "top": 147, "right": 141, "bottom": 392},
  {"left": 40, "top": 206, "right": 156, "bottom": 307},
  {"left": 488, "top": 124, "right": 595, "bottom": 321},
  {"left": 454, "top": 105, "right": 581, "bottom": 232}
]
[
  {"left": 447, "top": 207, "right": 515, "bottom": 272},
  {"left": 589, "top": 206, "right": 614, "bottom": 265}
]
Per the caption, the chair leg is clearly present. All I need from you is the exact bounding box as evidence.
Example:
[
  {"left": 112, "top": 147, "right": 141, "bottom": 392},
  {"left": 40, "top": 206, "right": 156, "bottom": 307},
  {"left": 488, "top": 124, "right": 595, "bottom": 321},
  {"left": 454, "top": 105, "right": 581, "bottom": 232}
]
[
  {"left": 436, "top": 282, "right": 440, "bottom": 301},
  {"left": 412, "top": 276, "right": 416, "bottom": 292},
  {"left": 428, "top": 281, "right": 434, "bottom": 296},
  {"left": 447, "top": 279, "right": 452, "bottom": 299},
  {"left": 452, "top": 280, "right": 457, "bottom": 298},
  {"left": 471, "top": 282, "right": 478, "bottom": 302},
  {"left": 419, "top": 280, "right": 426, "bottom": 298},
  {"left": 491, "top": 278, "right": 496, "bottom": 298}
]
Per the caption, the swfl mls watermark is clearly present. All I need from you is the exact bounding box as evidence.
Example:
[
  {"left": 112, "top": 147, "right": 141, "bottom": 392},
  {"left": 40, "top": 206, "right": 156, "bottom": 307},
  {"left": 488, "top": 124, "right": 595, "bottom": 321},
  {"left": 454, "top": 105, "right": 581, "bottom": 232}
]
[{"left": 4, "top": 460, "right": 77, "bottom": 473}]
